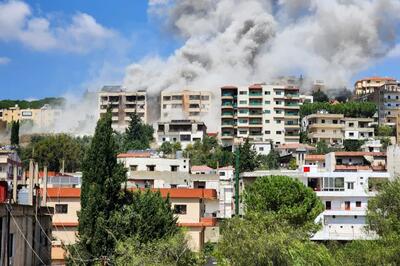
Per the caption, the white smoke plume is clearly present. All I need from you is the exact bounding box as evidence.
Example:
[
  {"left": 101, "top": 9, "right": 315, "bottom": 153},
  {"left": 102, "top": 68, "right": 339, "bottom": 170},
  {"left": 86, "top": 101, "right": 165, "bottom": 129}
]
[{"left": 124, "top": 0, "right": 400, "bottom": 94}]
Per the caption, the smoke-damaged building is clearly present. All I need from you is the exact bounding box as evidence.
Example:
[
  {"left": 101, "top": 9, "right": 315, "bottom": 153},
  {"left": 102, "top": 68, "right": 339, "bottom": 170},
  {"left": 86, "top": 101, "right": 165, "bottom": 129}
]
[{"left": 99, "top": 86, "right": 147, "bottom": 132}]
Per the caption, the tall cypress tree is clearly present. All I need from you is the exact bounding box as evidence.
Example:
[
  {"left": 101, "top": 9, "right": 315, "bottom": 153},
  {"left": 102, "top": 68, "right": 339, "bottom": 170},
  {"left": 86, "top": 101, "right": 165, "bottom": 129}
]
[
  {"left": 77, "top": 110, "right": 127, "bottom": 262},
  {"left": 123, "top": 112, "right": 154, "bottom": 151},
  {"left": 10, "top": 121, "right": 19, "bottom": 146}
]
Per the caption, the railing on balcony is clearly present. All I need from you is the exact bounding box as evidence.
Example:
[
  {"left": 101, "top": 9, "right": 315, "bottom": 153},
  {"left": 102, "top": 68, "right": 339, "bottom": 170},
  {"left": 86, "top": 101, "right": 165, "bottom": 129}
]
[
  {"left": 285, "top": 93, "right": 299, "bottom": 97},
  {"left": 249, "top": 101, "right": 262, "bottom": 106},
  {"left": 249, "top": 92, "right": 262, "bottom": 96},
  {"left": 285, "top": 111, "right": 299, "bottom": 116},
  {"left": 222, "top": 112, "right": 234, "bottom": 116},
  {"left": 285, "top": 102, "right": 299, "bottom": 107}
]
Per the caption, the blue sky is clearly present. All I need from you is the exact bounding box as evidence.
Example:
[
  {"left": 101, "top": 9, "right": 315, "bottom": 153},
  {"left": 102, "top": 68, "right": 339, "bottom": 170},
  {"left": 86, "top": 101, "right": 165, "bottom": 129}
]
[{"left": 0, "top": 0, "right": 399, "bottom": 100}]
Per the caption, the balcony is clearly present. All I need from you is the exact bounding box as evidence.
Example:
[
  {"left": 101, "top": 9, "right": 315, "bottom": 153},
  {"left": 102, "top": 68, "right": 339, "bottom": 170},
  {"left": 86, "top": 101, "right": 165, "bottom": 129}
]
[
  {"left": 221, "top": 93, "right": 235, "bottom": 99},
  {"left": 285, "top": 93, "right": 299, "bottom": 98},
  {"left": 221, "top": 112, "right": 234, "bottom": 117},
  {"left": 249, "top": 101, "right": 262, "bottom": 107},
  {"left": 249, "top": 92, "right": 263, "bottom": 98}
]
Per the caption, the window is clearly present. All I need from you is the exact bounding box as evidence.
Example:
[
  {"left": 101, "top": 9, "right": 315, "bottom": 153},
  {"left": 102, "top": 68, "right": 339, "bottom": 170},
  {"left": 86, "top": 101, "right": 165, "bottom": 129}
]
[
  {"left": 147, "top": 165, "right": 156, "bottom": 171},
  {"left": 265, "top": 130, "right": 271, "bottom": 134},
  {"left": 259, "top": 147, "right": 264, "bottom": 151},
  {"left": 265, "top": 120, "right": 270, "bottom": 123},
  {"left": 264, "top": 110, "right": 271, "bottom": 114},
  {"left": 356, "top": 201, "right": 361, "bottom": 207},
  {"left": 174, "top": 205, "right": 187, "bottom": 214},
  {"left": 275, "top": 91, "right": 282, "bottom": 95},
  {"left": 239, "top": 109, "right": 248, "bottom": 114},
  {"left": 349, "top": 132, "right": 354, "bottom": 137},
  {"left": 323, "top": 177, "right": 344, "bottom": 191},
  {"left": 129, "top": 165, "right": 138, "bottom": 171},
  {"left": 219, "top": 171, "right": 226, "bottom": 176},
  {"left": 275, "top": 110, "right": 282, "bottom": 114},
  {"left": 349, "top": 122, "right": 354, "bottom": 127},
  {"left": 347, "top": 182, "right": 354, "bottom": 190},
  {"left": 170, "top": 165, "right": 179, "bottom": 172},
  {"left": 239, "top": 100, "right": 247, "bottom": 104},
  {"left": 239, "top": 91, "right": 247, "bottom": 95},
  {"left": 321, "top": 119, "right": 325, "bottom": 123},
  {"left": 264, "top": 91, "right": 271, "bottom": 95},
  {"left": 55, "top": 204, "right": 68, "bottom": 214},
  {"left": 325, "top": 201, "right": 331, "bottom": 210},
  {"left": 265, "top": 100, "right": 271, "bottom": 104},
  {"left": 276, "top": 131, "right": 282, "bottom": 135},
  {"left": 275, "top": 101, "right": 281, "bottom": 105},
  {"left": 239, "top": 130, "right": 247, "bottom": 134},
  {"left": 345, "top": 201, "right": 351, "bottom": 210},
  {"left": 275, "top": 119, "right": 281, "bottom": 124}
]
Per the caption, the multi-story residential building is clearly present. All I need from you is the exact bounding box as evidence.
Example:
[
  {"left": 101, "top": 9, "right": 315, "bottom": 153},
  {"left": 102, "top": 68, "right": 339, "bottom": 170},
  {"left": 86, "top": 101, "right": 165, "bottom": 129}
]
[
  {"left": 354, "top": 77, "right": 400, "bottom": 125},
  {"left": 155, "top": 120, "right": 207, "bottom": 149},
  {"left": 0, "top": 104, "right": 61, "bottom": 130},
  {"left": 276, "top": 143, "right": 316, "bottom": 167},
  {"left": 217, "top": 166, "right": 234, "bottom": 219},
  {"left": 343, "top": 117, "right": 374, "bottom": 140},
  {"left": 0, "top": 149, "right": 22, "bottom": 180},
  {"left": 99, "top": 86, "right": 147, "bottom": 131},
  {"left": 303, "top": 113, "right": 345, "bottom": 145},
  {"left": 240, "top": 151, "right": 390, "bottom": 241},
  {"left": 303, "top": 113, "right": 375, "bottom": 145},
  {"left": 45, "top": 186, "right": 217, "bottom": 264},
  {"left": 160, "top": 90, "right": 212, "bottom": 121},
  {"left": 220, "top": 84, "right": 301, "bottom": 151}
]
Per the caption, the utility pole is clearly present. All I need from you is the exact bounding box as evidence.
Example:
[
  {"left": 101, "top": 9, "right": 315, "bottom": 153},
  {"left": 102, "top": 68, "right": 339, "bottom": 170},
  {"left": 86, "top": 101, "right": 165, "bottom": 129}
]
[{"left": 235, "top": 148, "right": 240, "bottom": 216}]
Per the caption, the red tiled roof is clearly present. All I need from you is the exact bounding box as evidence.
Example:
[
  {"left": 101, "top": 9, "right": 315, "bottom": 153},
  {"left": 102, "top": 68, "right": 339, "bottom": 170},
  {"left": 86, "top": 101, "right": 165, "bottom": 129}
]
[
  {"left": 53, "top": 222, "right": 78, "bottom": 227},
  {"left": 359, "top": 77, "right": 395, "bottom": 81},
  {"left": 277, "top": 143, "right": 316, "bottom": 150},
  {"left": 249, "top": 84, "right": 263, "bottom": 89},
  {"left": 207, "top": 132, "right": 218, "bottom": 137},
  {"left": 335, "top": 165, "right": 371, "bottom": 171},
  {"left": 117, "top": 152, "right": 151, "bottom": 158},
  {"left": 221, "top": 85, "right": 238, "bottom": 89},
  {"left": 334, "top": 152, "right": 386, "bottom": 157},
  {"left": 45, "top": 188, "right": 81, "bottom": 198},
  {"left": 178, "top": 217, "right": 217, "bottom": 227},
  {"left": 191, "top": 165, "right": 214, "bottom": 172},
  {"left": 305, "top": 154, "right": 325, "bottom": 161}
]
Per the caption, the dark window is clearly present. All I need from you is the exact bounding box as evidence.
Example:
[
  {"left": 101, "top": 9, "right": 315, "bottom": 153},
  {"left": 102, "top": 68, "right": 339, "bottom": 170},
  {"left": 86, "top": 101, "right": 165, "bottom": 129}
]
[
  {"left": 356, "top": 201, "right": 361, "bottom": 207},
  {"left": 171, "top": 165, "right": 179, "bottom": 172},
  {"left": 147, "top": 165, "right": 156, "bottom": 171},
  {"left": 55, "top": 204, "right": 68, "bottom": 214},
  {"left": 180, "top": 135, "right": 191, "bottom": 141},
  {"left": 345, "top": 201, "right": 351, "bottom": 210},
  {"left": 325, "top": 201, "right": 331, "bottom": 210},
  {"left": 174, "top": 205, "right": 187, "bottom": 214},
  {"left": 129, "top": 165, "right": 137, "bottom": 171}
]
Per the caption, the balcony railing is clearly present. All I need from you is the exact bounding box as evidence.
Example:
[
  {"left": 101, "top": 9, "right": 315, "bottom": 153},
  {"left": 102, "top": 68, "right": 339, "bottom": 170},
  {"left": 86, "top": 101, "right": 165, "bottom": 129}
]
[
  {"left": 249, "top": 92, "right": 262, "bottom": 96},
  {"left": 249, "top": 102, "right": 262, "bottom": 106}
]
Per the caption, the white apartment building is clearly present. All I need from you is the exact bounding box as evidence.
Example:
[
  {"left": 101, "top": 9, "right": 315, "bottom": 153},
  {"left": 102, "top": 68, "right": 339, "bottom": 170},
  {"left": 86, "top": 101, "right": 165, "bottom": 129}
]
[
  {"left": 0, "top": 149, "right": 22, "bottom": 180},
  {"left": 220, "top": 84, "right": 301, "bottom": 151},
  {"left": 99, "top": 86, "right": 147, "bottom": 131},
  {"left": 217, "top": 166, "right": 234, "bottom": 219},
  {"left": 241, "top": 151, "right": 390, "bottom": 241},
  {"left": 155, "top": 120, "right": 207, "bottom": 149},
  {"left": 343, "top": 117, "right": 374, "bottom": 140},
  {"left": 161, "top": 90, "right": 212, "bottom": 121}
]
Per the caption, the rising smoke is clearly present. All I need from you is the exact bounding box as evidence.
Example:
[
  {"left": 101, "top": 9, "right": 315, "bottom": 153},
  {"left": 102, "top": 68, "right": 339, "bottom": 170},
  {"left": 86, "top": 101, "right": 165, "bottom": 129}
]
[{"left": 124, "top": 0, "right": 400, "bottom": 94}]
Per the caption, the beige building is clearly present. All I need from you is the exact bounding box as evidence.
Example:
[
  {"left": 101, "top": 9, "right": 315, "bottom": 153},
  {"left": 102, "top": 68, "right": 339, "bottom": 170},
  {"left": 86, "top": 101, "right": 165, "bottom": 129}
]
[
  {"left": 0, "top": 104, "right": 61, "bottom": 129},
  {"left": 354, "top": 76, "right": 396, "bottom": 96},
  {"left": 161, "top": 90, "right": 212, "bottom": 121},
  {"left": 221, "top": 84, "right": 301, "bottom": 152},
  {"left": 0, "top": 149, "right": 23, "bottom": 180},
  {"left": 99, "top": 86, "right": 147, "bottom": 131},
  {"left": 46, "top": 187, "right": 217, "bottom": 264},
  {"left": 303, "top": 112, "right": 375, "bottom": 145}
]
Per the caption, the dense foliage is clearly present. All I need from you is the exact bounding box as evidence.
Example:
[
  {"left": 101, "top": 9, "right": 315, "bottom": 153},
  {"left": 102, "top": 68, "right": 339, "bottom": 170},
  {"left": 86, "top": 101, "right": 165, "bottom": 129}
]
[
  {"left": 184, "top": 136, "right": 233, "bottom": 168},
  {"left": 19, "top": 134, "right": 91, "bottom": 172},
  {"left": 237, "top": 138, "right": 260, "bottom": 172},
  {"left": 300, "top": 102, "right": 376, "bottom": 118},
  {"left": 259, "top": 148, "right": 280, "bottom": 170},
  {"left": 244, "top": 175, "right": 323, "bottom": 227},
  {"left": 159, "top": 141, "right": 182, "bottom": 155},
  {"left": 71, "top": 111, "right": 184, "bottom": 265},
  {"left": 343, "top": 139, "right": 365, "bottom": 151},
  {"left": 10, "top": 121, "right": 19, "bottom": 146},
  {"left": 0, "top": 97, "right": 65, "bottom": 109},
  {"left": 121, "top": 112, "right": 154, "bottom": 151},
  {"left": 376, "top": 125, "right": 395, "bottom": 137}
]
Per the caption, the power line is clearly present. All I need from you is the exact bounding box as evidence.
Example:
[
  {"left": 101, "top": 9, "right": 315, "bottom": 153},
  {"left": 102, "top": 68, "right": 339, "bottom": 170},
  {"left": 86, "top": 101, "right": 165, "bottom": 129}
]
[{"left": 6, "top": 203, "right": 45, "bottom": 265}]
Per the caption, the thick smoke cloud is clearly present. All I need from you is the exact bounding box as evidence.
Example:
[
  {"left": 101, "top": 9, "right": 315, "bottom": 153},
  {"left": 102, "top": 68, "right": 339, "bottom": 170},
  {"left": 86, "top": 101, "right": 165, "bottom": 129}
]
[{"left": 124, "top": 0, "right": 400, "bottom": 93}]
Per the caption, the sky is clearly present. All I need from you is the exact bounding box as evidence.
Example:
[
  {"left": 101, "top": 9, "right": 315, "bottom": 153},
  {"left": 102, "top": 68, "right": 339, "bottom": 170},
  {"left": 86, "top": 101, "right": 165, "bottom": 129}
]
[{"left": 0, "top": 0, "right": 399, "bottom": 100}]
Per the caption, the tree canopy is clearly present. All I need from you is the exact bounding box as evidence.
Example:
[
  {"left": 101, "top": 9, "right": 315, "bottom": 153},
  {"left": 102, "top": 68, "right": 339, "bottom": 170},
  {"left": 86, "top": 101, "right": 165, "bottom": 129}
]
[
  {"left": 237, "top": 138, "right": 260, "bottom": 172},
  {"left": 244, "top": 175, "right": 323, "bottom": 227},
  {"left": 122, "top": 112, "right": 154, "bottom": 151},
  {"left": 10, "top": 120, "right": 19, "bottom": 146},
  {"left": 300, "top": 102, "right": 376, "bottom": 118},
  {"left": 343, "top": 139, "right": 365, "bottom": 152},
  {"left": 0, "top": 97, "right": 65, "bottom": 109},
  {"left": 312, "top": 89, "right": 329, "bottom": 102}
]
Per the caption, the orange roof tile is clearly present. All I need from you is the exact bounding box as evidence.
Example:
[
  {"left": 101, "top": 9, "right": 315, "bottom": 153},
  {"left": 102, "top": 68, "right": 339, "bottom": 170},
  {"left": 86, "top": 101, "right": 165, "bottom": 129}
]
[
  {"left": 53, "top": 222, "right": 78, "bottom": 227},
  {"left": 249, "top": 84, "right": 263, "bottom": 89},
  {"left": 335, "top": 165, "right": 371, "bottom": 171},
  {"left": 305, "top": 154, "right": 325, "bottom": 161},
  {"left": 179, "top": 217, "right": 217, "bottom": 227},
  {"left": 45, "top": 188, "right": 81, "bottom": 198},
  {"left": 334, "top": 152, "right": 386, "bottom": 157},
  {"left": 191, "top": 165, "right": 214, "bottom": 172},
  {"left": 117, "top": 152, "right": 151, "bottom": 158},
  {"left": 221, "top": 85, "right": 238, "bottom": 89}
]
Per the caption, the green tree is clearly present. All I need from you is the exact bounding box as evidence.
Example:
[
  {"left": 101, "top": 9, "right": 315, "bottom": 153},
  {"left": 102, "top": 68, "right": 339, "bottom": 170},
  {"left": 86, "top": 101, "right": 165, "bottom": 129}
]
[
  {"left": 263, "top": 148, "right": 280, "bottom": 170},
  {"left": 376, "top": 125, "right": 394, "bottom": 137},
  {"left": 237, "top": 138, "right": 260, "bottom": 173},
  {"left": 312, "top": 89, "right": 329, "bottom": 102},
  {"left": 343, "top": 139, "right": 365, "bottom": 151},
  {"left": 159, "top": 141, "right": 173, "bottom": 155},
  {"left": 114, "top": 230, "right": 201, "bottom": 266},
  {"left": 10, "top": 121, "right": 19, "bottom": 146},
  {"left": 315, "top": 140, "right": 330, "bottom": 154},
  {"left": 300, "top": 102, "right": 376, "bottom": 118},
  {"left": 123, "top": 112, "right": 154, "bottom": 151},
  {"left": 76, "top": 110, "right": 127, "bottom": 263},
  {"left": 215, "top": 213, "right": 335, "bottom": 266},
  {"left": 244, "top": 175, "right": 323, "bottom": 227},
  {"left": 367, "top": 178, "right": 400, "bottom": 237},
  {"left": 288, "top": 158, "right": 298, "bottom": 170}
]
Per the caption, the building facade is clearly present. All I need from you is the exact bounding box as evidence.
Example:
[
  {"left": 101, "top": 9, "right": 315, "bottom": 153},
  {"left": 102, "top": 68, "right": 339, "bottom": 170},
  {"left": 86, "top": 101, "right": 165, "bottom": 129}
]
[
  {"left": 0, "top": 149, "right": 22, "bottom": 180},
  {"left": 99, "top": 86, "right": 147, "bottom": 131},
  {"left": 161, "top": 90, "right": 212, "bottom": 121},
  {"left": 220, "top": 84, "right": 301, "bottom": 151},
  {"left": 155, "top": 120, "right": 207, "bottom": 149}
]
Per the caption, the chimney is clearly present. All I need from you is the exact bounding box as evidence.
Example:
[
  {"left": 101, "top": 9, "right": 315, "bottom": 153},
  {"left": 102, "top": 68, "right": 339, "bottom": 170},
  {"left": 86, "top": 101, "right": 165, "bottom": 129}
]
[
  {"left": 12, "top": 165, "right": 17, "bottom": 203},
  {"left": 28, "top": 159, "right": 34, "bottom": 205},
  {"left": 42, "top": 166, "right": 48, "bottom": 206}
]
